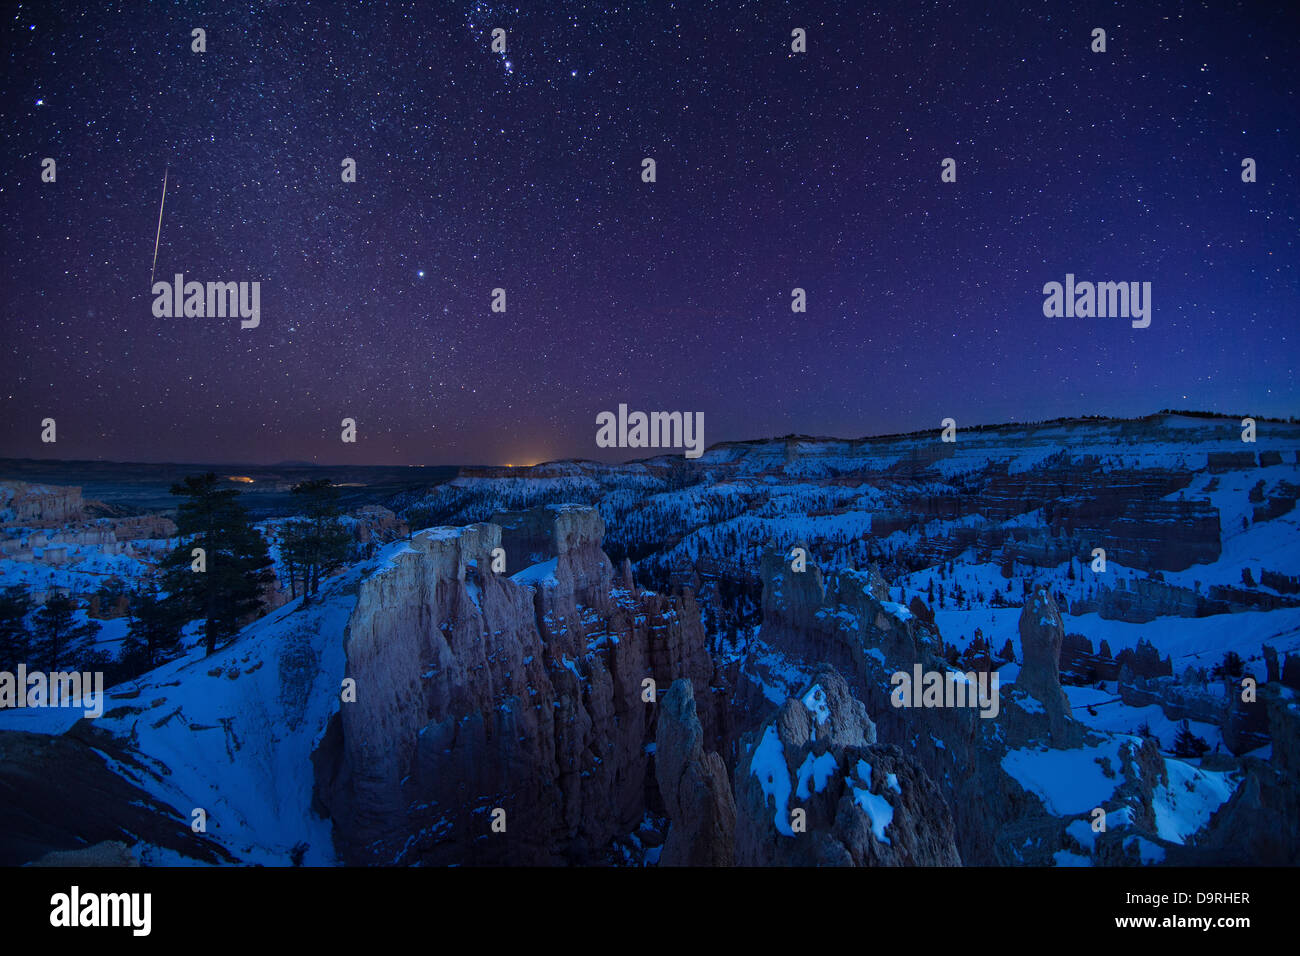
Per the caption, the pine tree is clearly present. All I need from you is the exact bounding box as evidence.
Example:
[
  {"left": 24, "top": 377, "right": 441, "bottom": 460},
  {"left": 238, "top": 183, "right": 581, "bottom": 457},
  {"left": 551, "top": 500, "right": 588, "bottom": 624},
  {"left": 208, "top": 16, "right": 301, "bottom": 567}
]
[
  {"left": 160, "top": 473, "right": 274, "bottom": 656},
  {"left": 1173, "top": 719, "right": 1209, "bottom": 758},
  {"left": 31, "top": 594, "right": 98, "bottom": 671},
  {"left": 124, "top": 585, "right": 183, "bottom": 671},
  {"left": 282, "top": 479, "right": 353, "bottom": 601},
  {"left": 0, "top": 585, "right": 33, "bottom": 670}
]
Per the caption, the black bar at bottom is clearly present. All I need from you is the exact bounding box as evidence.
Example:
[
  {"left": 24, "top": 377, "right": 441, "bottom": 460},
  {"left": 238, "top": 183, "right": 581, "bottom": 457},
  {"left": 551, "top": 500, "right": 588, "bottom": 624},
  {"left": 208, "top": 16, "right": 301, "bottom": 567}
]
[{"left": 0, "top": 865, "right": 1277, "bottom": 943}]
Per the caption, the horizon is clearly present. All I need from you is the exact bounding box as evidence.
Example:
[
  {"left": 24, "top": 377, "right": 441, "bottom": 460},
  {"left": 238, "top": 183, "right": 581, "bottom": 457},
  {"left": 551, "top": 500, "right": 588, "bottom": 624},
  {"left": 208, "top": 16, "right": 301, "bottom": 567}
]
[{"left": 0, "top": 407, "right": 1295, "bottom": 471}]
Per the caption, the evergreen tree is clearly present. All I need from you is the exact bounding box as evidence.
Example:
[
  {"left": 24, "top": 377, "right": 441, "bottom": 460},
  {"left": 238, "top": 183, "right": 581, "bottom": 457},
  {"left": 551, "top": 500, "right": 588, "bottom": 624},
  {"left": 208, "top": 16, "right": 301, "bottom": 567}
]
[
  {"left": 31, "top": 593, "right": 98, "bottom": 671},
  {"left": 1218, "top": 650, "right": 1244, "bottom": 679},
  {"left": 282, "top": 479, "right": 353, "bottom": 601},
  {"left": 160, "top": 473, "right": 274, "bottom": 656},
  {"left": 1173, "top": 719, "right": 1210, "bottom": 759},
  {"left": 124, "top": 584, "right": 183, "bottom": 671},
  {"left": 0, "top": 585, "right": 33, "bottom": 670}
]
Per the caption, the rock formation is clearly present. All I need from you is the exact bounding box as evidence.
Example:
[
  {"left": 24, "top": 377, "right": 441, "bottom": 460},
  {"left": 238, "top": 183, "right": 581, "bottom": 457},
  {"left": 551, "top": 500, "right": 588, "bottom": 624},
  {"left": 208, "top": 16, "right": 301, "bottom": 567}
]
[
  {"left": 0, "top": 481, "right": 84, "bottom": 526},
  {"left": 314, "top": 506, "right": 719, "bottom": 865},
  {"left": 1016, "top": 587, "right": 1078, "bottom": 745},
  {"left": 734, "top": 668, "right": 961, "bottom": 866},
  {"left": 654, "top": 678, "right": 735, "bottom": 866}
]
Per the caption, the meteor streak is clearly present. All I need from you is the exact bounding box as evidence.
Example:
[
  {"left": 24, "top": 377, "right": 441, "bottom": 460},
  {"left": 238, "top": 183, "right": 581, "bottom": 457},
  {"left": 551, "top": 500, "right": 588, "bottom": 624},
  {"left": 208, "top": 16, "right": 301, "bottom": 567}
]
[{"left": 150, "top": 167, "right": 167, "bottom": 284}]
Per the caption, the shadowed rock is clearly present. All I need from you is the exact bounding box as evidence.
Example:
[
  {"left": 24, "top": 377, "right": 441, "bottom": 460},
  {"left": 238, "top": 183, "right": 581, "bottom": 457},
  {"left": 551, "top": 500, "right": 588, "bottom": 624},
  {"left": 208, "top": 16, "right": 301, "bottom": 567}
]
[
  {"left": 655, "top": 679, "right": 735, "bottom": 866},
  {"left": 1016, "top": 587, "right": 1077, "bottom": 745},
  {"left": 734, "top": 667, "right": 960, "bottom": 866}
]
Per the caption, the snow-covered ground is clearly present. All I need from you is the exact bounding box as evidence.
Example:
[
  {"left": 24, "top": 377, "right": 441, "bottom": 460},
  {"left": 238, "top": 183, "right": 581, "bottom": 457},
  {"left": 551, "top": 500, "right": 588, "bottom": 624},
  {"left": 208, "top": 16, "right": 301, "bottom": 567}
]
[{"left": 0, "top": 537, "right": 418, "bottom": 864}]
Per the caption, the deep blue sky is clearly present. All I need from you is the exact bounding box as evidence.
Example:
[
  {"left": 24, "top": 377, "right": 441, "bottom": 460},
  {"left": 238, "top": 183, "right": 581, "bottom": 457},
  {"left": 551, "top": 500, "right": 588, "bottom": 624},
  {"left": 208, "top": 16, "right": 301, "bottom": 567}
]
[{"left": 2, "top": 1, "right": 1296, "bottom": 465}]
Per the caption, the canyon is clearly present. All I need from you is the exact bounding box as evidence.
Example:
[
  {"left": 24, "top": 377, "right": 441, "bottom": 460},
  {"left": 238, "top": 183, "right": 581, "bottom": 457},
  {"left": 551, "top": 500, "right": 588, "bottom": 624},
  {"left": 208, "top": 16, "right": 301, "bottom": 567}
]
[{"left": 1, "top": 412, "right": 1298, "bottom": 866}]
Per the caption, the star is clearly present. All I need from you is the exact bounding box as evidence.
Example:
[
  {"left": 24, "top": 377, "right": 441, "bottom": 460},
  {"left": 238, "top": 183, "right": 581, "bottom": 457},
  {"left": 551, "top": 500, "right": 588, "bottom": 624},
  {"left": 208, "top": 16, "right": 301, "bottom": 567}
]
[{"left": 0, "top": 3, "right": 1293, "bottom": 466}]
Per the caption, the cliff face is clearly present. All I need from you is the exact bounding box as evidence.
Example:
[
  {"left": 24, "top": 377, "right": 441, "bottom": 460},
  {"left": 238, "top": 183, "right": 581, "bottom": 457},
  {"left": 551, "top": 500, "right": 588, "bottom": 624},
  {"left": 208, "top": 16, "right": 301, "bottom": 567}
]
[
  {"left": 740, "top": 545, "right": 1248, "bottom": 866},
  {"left": 654, "top": 678, "right": 736, "bottom": 866},
  {"left": 315, "top": 506, "right": 718, "bottom": 865},
  {"left": 0, "top": 481, "right": 84, "bottom": 526},
  {"left": 734, "top": 667, "right": 961, "bottom": 866},
  {"left": 891, "top": 469, "right": 1220, "bottom": 573}
]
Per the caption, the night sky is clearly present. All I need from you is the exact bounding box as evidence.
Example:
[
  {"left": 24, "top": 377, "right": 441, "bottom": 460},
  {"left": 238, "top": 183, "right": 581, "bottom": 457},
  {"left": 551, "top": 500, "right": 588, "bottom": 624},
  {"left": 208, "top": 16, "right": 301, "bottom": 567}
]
[{"left": 2, "top": 1, "right": 1296, "bottom": 466}]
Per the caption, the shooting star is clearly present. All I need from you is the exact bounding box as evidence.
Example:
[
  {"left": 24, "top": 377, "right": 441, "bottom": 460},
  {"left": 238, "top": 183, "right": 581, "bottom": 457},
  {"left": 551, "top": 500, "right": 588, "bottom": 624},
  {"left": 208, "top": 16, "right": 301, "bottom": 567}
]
[{"left": 150, "top": 167, "right": 168, "bottom": 284}]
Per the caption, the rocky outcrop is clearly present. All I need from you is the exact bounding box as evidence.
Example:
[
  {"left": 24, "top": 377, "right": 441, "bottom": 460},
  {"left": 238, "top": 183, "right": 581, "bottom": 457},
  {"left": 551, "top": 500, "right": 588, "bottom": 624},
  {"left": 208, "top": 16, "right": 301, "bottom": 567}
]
[
  {"left": 0, "top": 727, "right": 233, "bottom": 866},
  {"left": 1207, "top": 451, "right": 1258, "bottom": 472},
  {"left": 1222, "top": 679, "right": 1271, "bottom": 755},
  {"left": 1059, "top": 632, "right": 1119, "bottom": 683},
  {"left": 349, "top": 505, "right": 406, "bottom": 545},
  {"left": 734, "top": 668, "right": 960, "bottom": 866},
  {"left": 0, "top": 481, "right": 84, "bottom": 526},
  {"left": 654, "top": 679, "right": 735, "bottom": 866},
  {"left": 315, "top": 507, "right": 719, "bottom": 866},
  {"left": 29, "top": 840, "right": 139, "bottom": 867},
  {"left": 1192, "top": 685, "right": 1300, "bottom": 864},
  {"left": 1091, "top": 575, "right": 1300, "bottom": 623},
  {"left": 1098, "top": 577, "right": 1202, "bottom": 623},
  {"left": 1016, "top": 588, "right": 1079, "bottom": 745},
  {"left": 108, "top": 514, "right": 178, "bottom": 541},
  {"left": 1118, "top": 675, "right": 1224, "bottom": 726}
]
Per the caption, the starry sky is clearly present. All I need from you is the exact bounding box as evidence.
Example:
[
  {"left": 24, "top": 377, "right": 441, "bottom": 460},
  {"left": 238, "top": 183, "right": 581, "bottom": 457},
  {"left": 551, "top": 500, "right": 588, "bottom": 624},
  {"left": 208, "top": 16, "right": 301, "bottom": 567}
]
[{"left": 2, "top": 1, "right": 1297, "bottom": 466}]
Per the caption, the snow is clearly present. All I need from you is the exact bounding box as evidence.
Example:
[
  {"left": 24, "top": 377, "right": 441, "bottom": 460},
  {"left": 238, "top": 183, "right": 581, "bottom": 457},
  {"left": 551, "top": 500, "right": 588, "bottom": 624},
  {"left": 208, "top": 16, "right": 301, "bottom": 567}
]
[
  {"left": 1125, "top": 835, "right": 1166, "bottom": 864},
  {"left": 511, "top": 558, "right": 558, "bottom": 587},
  {"left": 851, "top": 760, "right": 894, "bottom": 845},
  {"left": 1064, "top": 684, "right": 1224, "bottom": 753},
  {"left": 1150, "top": 759, "right": 1238, "bottom": 844},
  {"left": 0, "top": 546, "right": 387, "bottom": 865},
  {"left": 794, "top": 750, "right": 837, "bottom": 800},
  {"left": 880, "top": 600, "right": 912, "bottom": 621},
  {"left": 1053, "top": 849, "right": 1092, "bottom": 867},
  {"left": 1001, "top": 739, "right": 1129, "bottom": 815},
  {"left": 751, "top": 725, "right": 794, "bottom": 837},
  {"left": 1067, "top": 607, "right": 1300, "bottom": 667},
  {"left": 801, "top": 683, "right": 831, "bottom": 726},
  {"left": 1065, "top": 818, "right": 1099, "bottom": 852},
  {"left": 2, "top": 412, "right": 1294, "bottom": 865}
]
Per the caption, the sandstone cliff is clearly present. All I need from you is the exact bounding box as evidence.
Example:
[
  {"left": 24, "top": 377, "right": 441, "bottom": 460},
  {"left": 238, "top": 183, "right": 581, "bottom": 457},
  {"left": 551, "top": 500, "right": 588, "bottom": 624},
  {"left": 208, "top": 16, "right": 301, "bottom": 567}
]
[
  {"left": 315, "top": 506, "right": 719, "bottom": 865},
  {"left": 654, "top": 678, "right": 735, "bottom": 865}
]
